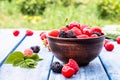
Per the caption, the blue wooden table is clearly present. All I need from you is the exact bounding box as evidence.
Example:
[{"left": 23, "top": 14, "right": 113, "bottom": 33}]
[{"left": 0, "top": 29, "right": 120, "bottom": 80}]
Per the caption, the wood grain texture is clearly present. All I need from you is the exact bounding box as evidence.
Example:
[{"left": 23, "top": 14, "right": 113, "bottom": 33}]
[
  {"left": 49, "top": 56, "right": 109, "bottom": 80},
  {"left": 0, "top": 31, "right": 53, "bottom": 80},
  {"left": 99, "top": 42, "right": 120, "bottom": 80},
  {"left": 0, "top": 29, "right": 26, "bottom": 64}
]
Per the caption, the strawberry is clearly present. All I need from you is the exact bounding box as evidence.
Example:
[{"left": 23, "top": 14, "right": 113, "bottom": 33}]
[
  {"left": 91, "top": 27, "right": 102, "bottom": 34},
  {"left": 77, "top": 34, "right": 89, "bottom": 39},
  {"left": 24, "top": 48, "right": 33, "bottom": 56},
  {"left": 13, "top": 30, "right": 20, "bottom": 37},
  {"left": 66, "top": 59, "right": 79, "bottom": 74},
  {"left": 40, "top": 32, "right": 47, "bottom": 40},
  {"left": 48, "top": 30, "right": 59, "bottom": 37},
  {"left": 82, "top": 28, "right": 92, "bottom": 36},
  {"left": 80, "top": 24, "right": 89, "bottom": 33},
  {"left": 26, "top": 30, "right": 33, "bottom": 36},
  {"left": 90, "top": 34, "right": 98, "bottom": 38},
  {"left": 104, "top": 42, "right": 114, "bottom": 51},
  {"left": 116, "top": 36, "right": 120, "bottom": 44},
  {"left": 62, "top": 65, "right": 75, "bottom": 78},
  {"left": 71, "top": 27, "right": 82, "bottom": 36},
  {"left": 67, "top": 22, "right": 80, "bottom": 29}
]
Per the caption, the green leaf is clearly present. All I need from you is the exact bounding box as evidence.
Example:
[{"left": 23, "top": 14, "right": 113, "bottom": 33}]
[
  {"left": 5, "top": 51, "right": 24, "bottom": 64},
  {"left": 13, "top": 58, "right": 24, "bottom": 66}
]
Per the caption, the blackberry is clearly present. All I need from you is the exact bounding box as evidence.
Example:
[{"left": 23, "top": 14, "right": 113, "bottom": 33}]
[
  {"left": 51, "top": 61, "right": 63, "bottom": 73},
  {"left": 92, "top": 32, "right": 102, "bottom": 36},
  {"left": 66, "top": 30, "right": 76, "bottom": 38},
  {"left": 30, "top": 45, "right": 40, "bottom": 53},
  {"left": 59, "top": 30, "right": 67, "bottom": 38}
]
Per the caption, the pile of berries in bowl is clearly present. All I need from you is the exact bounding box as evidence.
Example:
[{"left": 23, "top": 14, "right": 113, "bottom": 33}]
[{"left": 47, "top": 22, "right": 105, "bottom": 66}]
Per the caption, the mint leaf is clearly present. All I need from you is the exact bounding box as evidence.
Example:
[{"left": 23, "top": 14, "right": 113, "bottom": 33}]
[
  {"left": 5, "top": 51, "right": 24, "bottom": 64},
  {"left": 13, "top": 58, "right": 24, "bottom": 66}
]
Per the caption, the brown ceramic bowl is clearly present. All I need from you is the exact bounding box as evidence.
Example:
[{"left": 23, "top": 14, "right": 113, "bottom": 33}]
[{"left": 48, "top": 35, "right": 105, "bottom": 66}]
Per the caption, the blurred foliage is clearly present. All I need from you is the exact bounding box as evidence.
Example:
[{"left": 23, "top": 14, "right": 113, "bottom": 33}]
[{"left": 97, "top": 0, "right": 120, "bottom": 20}]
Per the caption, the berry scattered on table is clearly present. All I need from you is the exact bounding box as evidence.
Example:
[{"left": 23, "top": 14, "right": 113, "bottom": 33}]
[
  {"left": 26, "top": 30, "right": 33, "bottom": 36},
  {"left": 40, "top": 32, "right": 47, "bottom": 40},
  {"left": 24, "top": 48, "right": 33, "bottom": 56},
  {"left": 51, "top": 61, "right": 63, "bottom": 73},
  {"left": 62, "top": 65, "right": 75, "bottom": 78},
  {"left": 116, "top": 36, "right": 120, "bottom": 44},
  {"left": 104, "top": 42, "right": 114, "bottom": 51},
  {"left": 30, "top": 45, "right": 40, "bottom": 53},
  {"left": 13, "top": 30, "right": 20, "bottom": 37}
]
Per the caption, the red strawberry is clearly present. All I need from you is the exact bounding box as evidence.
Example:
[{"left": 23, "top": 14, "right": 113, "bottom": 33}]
[
  {"left": 62, "top": 65, "right": 75, "bottom": 78},
  {"left": 90, "top": 34, "right": 98, "bottom": 38},
  {"left": 71, "top": 27, "right": 82, "bottom": 36},
  {"left": 24, "top": 48, "right": 33, "bottom": 56},
  {"left": 116, "top": 36, "right": 120, "bottom": 44},
  {"left": 67, "top": 22, "right": 80, "bottom": 29},
  {"left": 13, "top": 30, "right": 20, "bottom": 37},
  {"left": 40, "top": 32, "right": 47, "bottom": 40},
  {"left": 80, "top": 24, "right": 89, "bottom": 33},
  {"left": 104, "top": 42, "right": 114, "bottom": 51},
  {"left": 77, "top": 34, "right": 89, "bottom": 39},
  {"left": 82, "top": 28, "right": 92, "bottom": 36},
  {"left": 91, "top": 27, "right": 102, "bottom": 34},
  {"left": 26, "top": 30, "right": 33, "bottom": 36},
  {"left": 48, "top": 30, "right": 59, "bottom": 37},
  {"left": 66, "top": 59, "right": 79, "bottom": 74}
]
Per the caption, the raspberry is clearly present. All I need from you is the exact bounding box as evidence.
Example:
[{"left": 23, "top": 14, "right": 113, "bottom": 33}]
[
  {"left": 66, "top": 59, "right": 79, "bottom": 74},
  {"left": 59, "top": 30, "right": 67, "bottom": 38},
  {"left": 116, "top": 36, "right": 120, "bottom": 44},
  {"left": 91, "top": 27, "right": 102, "bottom": 34},
  {"left": 48, "top": 30, "right": 59, "bottom": 37},
  {"left": 51, "top": 61, "right": 63, "bottom": 73},
  {"left": 40, "top": 32, "right": 47, "bottom": 40},
  {"left": 62, "top": 65, "right": 75, "bottom": 78},
  {"left": 30, "top": 45, "right": 40, "bottom": 53},
  {"left": 104, "top": 42, "right": 114, "bottom": 51},
  {"left": 67, "top": 22, "right": 80, "bottom": 29},
  {"left": 13, "top": 30, "right": 20, "bottom": 37},
  {"left": 66, "top": 30, "right": 76, "bottom": 38},
  {"left": 24, "top": 48, "right": 33, "bottom": 56},
  {"left": 82, "top": 28, "right": 92, "bottom": 36},
  {"left": 77, "top": 34, "right": 89, "bottom": 38},
  {"left": 71, "top": 27, "right": 82, "bottom": 36},
  {"left": 26, "top": 30, "right": 33, "bottom": 36}
]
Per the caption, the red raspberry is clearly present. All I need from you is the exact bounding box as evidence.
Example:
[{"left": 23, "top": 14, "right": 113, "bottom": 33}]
[
  {"left": 40, "top": 32, "right": 47, "bottom": 40},
  {"left": 26, "top": 30, "right": 33, "bottom": 36},
  {"left": 48, "top": 30, "right": 59, "bottom": 37},
  {"left": 66, "top": 59, "right": 79, "bottom": 74},
  {"left": 62, "top": 65, "right": 75, "bottom": 78},
  {"left": 104, "top": 42, "right": 114, "bottom": 51},
  {"left": 24, "top": 48, "right": 33, "bottom": 56},
  {"left": 116, "top": 36, "right": 120, "bottom": 44},
  {"left": 77, "top": 34, "right": 89, "bottom": 39},
  {"left": 82, "top": 28, "right": 92, "bottom": 36},
  {"left": 13, "top": 30, "right": 20, "bottom": 37},
  {"left": 91, "top": 27, "right": 102, "bottom": 34},
  {"left": 71, "top": 27, "right": 82, "bottom": 36},
  {"left": 67, "top": 22, "right": 80, "bottom": 29}
]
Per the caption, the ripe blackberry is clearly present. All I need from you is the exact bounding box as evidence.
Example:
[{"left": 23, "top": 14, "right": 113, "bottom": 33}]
[
  {"left": 59, "top": 30, "right": 67, "bottom": 38},
  {"left": 67, "top": 30, "right": 76, "bottom": 38},
  {"left": 51, "top": 61, "right": 63, "bottom": 73},
  {"left": 92, "top": 32, "right": 101, "bottom": 36},
  {"left": 30, "top": 45, "right": 40, "bottom": 53}
]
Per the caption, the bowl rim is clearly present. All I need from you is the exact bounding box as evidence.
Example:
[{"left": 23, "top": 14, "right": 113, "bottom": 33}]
[{"left": 47, "top": 34, "right": 105, "bottom": 40}]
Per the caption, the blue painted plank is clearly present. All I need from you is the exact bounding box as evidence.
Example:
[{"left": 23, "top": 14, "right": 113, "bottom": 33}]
[
  {"left": 49, "top": 56, "right": 109, "bottom": 80},
  {"left": 0, "top": 29, "right": 26, "bottom": 65},
  {"left": 0, "top": 31, "right": 53, "bottom": 80},
  {"left": 99, "top": 42, "right": 120, "bottom": 80}
]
